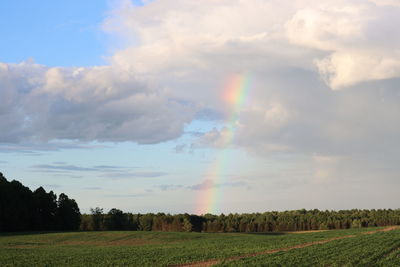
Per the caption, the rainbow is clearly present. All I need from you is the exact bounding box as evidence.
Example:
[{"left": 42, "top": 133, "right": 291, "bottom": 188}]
[{"left": 196, "top": 73, "right": 251, "bottom": 215}]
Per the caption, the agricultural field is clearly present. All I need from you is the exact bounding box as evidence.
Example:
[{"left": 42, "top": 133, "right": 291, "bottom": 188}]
[{"left": 0, "top": 227, "right": 399, "bottom": 266}]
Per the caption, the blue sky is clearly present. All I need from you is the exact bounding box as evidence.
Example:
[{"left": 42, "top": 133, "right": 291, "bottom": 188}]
[
  {"left": 1, "top": 0, "right": 400, "bottom": 214},
  {"left": 0, "top": 0, "right": 111, "bottom": 66}
]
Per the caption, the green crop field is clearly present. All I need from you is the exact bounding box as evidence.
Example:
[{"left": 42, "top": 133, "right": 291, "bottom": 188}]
[{"left": 1, "top": 227, "right": 399, "bottom": 266}]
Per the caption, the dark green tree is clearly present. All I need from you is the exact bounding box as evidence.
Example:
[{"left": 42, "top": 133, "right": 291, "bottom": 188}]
[
  {"left": 32, "top": 187, "right": 57, "bottom": 230},
  {"left": 56, "top": 193, "right": 81, "bottom": 230},
  {"left": 90, "top": 207, "right": 104, "bottom": 231},
  {"left": 105, "top": 208, "right": 127, "bottom": 230}
]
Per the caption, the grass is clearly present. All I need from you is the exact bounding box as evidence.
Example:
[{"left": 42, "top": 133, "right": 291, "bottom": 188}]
[{"left": 0, "top": 227, "right": 398, "bottom": 266}]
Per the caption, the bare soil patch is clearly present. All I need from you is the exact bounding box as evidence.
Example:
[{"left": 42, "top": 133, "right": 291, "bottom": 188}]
[
  {"left": 58, "top": 239, "right": 160, "bottom": 247},
  {"left": 288, "top": 230, "right": 327, "bottom": 234},
  {"left": 6, "top": 239, "right": 160, "bottom": 248},
  {"left": 5, "top": 242, "right": 47, "bottom": 249},
  {"left": 362, "top": 225, "right": 400, "bottom": 235}
]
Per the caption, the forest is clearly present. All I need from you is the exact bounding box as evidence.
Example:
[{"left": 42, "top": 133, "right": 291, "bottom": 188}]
[
  {"left": 1, "top": 172, "right": 399, "bottom": 233},
  {"left": 80, "top": 207, "right": 400, "bottom": 232},
  {"left": 0, "top": 172, "right": 81, "bottom": 231}
]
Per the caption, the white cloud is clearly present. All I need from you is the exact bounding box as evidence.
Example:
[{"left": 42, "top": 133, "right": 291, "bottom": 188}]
[
  {"left": 104, "top": 0, "right": 400, "bottom": 91},
  {"left": 286, "top": 1, "right": 400, "bottom": 88},
  {"left": 316, "top": 50, "right": 400, "bottom": 89}
]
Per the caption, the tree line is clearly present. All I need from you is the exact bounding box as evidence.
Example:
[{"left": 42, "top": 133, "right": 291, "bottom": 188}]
[
  {"left": 80, "top": 208, "right": 400, "bottom": 232},
  {"left": 0, "top": 172, "right": 81, "bottom": 231},
  {"left": 2, "top": 172, "right": 399, "bottom": 233}
]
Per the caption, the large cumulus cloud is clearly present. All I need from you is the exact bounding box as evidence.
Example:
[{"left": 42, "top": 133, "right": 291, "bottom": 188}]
[{"left": 101, "top": 0, "right": 400, "bottom": 152}]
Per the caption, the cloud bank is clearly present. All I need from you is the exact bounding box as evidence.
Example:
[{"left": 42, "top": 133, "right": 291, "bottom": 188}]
[
  {"left": 2, "top": 0, "right": 400, "bottom": 165},
  {"left": 0, "top": 61, "right": 195, "bottom": 144}
]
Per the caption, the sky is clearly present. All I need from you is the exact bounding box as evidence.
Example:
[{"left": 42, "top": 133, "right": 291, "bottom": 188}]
[{"left": 1, "top": 0, "right": 400, "bottom": 214}]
